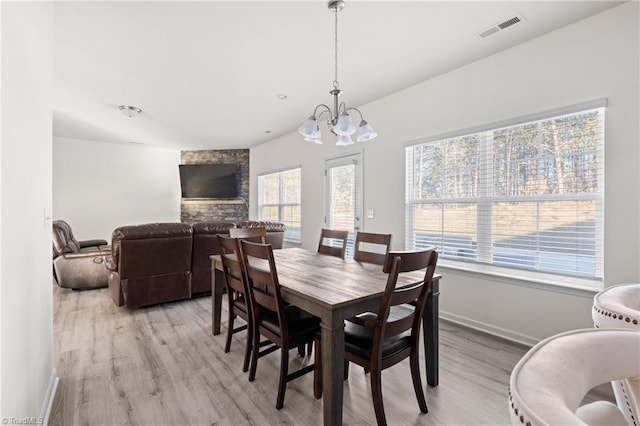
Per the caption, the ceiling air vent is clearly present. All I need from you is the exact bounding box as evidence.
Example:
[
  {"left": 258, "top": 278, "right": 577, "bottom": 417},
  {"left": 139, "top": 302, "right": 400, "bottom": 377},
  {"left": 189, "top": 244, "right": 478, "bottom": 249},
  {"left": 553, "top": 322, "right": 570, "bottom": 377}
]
[{"left": 478, "top": 13, "right": 525, "bottom": 39}]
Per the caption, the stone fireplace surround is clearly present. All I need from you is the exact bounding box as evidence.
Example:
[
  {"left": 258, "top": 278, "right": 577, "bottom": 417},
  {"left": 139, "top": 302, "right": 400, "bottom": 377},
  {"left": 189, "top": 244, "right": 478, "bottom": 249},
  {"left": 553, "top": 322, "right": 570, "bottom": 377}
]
[{"left": 180, "top": 149, "right": 249, "bottom": 223}]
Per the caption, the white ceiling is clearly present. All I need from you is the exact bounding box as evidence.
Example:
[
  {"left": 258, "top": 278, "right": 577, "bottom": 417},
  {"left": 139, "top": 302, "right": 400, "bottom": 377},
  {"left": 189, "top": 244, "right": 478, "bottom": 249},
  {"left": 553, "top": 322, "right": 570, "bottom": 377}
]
[{"left": 52, "top": 0, "right": 624, "bottom": 150}]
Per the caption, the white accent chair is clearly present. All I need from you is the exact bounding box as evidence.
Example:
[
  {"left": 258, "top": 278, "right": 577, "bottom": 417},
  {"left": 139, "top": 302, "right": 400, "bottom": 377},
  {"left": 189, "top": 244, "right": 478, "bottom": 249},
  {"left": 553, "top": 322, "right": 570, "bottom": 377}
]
[
  {"left": 592, "top": 283, "right": 640, "bottom": 426},
  {"left": 508, "top": 328, "right": 640, "bottom": 426}
]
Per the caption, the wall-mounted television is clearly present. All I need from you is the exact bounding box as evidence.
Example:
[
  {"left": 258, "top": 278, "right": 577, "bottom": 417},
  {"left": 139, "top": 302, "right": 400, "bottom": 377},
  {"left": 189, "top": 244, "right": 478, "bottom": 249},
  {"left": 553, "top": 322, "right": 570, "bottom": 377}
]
[{"left": 179, "top": 164, "right": 239, "bottom": 199}]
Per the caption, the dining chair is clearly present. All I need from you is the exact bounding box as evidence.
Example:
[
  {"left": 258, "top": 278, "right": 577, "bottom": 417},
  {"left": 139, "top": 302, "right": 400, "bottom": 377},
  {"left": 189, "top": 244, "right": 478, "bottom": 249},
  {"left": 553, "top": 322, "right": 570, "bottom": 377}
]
[
  {"left": 353, "top": 231, "right": 392, "bottom": 265},
  {"left": 241, "top": 240, "right": 321, "bottom": 410},
  {"left": 346, "top": 231, "right": 392, "bottom": 375},
  {"left": 313, "top": 249, "right": 438, "bottom": 426},
  {"left": 234, "top": 226, "right": 308, "bottom": 357},
  {"left": 229, "top": 226, "right": 267, "bottom": 243},
  {"left": 217, "top": 235, "right": 253, "bottom": 373},
  {"left": 317, "top": 228, "right": 349, "bottom": 259}
]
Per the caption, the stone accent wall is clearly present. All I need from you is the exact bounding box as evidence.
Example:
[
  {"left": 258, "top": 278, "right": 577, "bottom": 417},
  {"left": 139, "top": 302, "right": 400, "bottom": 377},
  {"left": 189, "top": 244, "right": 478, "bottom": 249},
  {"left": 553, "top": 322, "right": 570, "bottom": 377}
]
[{"left": 180, "top": 149, "right": 249, "bottom": 223}]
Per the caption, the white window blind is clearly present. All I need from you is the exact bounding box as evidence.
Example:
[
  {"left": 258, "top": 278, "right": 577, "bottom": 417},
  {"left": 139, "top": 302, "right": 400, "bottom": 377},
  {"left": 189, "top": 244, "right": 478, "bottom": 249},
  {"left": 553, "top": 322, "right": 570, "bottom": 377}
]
[
  {"left": 405, "top": 104, "right": 605, "bottom": 284},
  {"left": 258, "top": 167, "right": 301, "bottom": 243}
]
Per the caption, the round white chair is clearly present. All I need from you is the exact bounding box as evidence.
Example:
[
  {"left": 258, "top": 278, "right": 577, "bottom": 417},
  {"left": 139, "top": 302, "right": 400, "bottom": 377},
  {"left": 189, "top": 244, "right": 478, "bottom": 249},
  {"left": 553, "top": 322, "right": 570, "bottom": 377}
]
[
  {"left": 593, "top": 283, "right": 640, "bottom": 329},
  {"left": 592, "top": 283, "right": 640, "bottom": 426},
  {"left": 508, "top": 328, "right": 640, "bottom": 426}
]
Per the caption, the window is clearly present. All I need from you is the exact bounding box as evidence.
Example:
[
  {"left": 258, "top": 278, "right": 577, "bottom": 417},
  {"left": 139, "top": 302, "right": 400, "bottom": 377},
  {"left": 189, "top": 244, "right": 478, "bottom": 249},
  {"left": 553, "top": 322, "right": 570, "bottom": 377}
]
[
  {"left": 405, "top": 103, "right": 605, "bottom": 285},
  {"left": 258, "top": 167, "right": 301, "bottom": 243}
]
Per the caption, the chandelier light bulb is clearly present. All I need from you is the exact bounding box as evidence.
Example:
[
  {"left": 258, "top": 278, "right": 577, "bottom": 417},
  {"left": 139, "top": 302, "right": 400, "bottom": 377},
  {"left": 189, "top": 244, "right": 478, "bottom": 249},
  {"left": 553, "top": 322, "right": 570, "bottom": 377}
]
[
  {"left": 305, "top": 129, "right": 324, "bottom": 144},
  {"left": 298, "top": 116, "right": 320, "bottom": 139},
  {"left": 335, "top": 134, "right": 354, "bottom": 146},
  {"left": 334, "top": 112, "right": 356, "bottom": 136},
  {"left": 356, "top": 120, "right": 378, "bottom": 142}
]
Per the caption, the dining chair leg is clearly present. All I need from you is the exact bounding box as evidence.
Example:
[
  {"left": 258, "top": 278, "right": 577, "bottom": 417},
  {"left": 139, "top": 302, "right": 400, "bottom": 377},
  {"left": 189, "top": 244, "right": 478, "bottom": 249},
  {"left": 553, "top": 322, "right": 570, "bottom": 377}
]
[
  {"left": 344, "top": 360, "right": 350, "bottom": 380},
  {"left": 370, "top": 369, "right": 387, "bottom": 426},
  {"left": 410, "top": 350, "right": 428, "bottom": 413},
  {"left": 224, "top": 311, "right": 235, "bottom": 353},
  {"left": 313, "top": 336, "right": 322, "bottom": 399},
  {"left": 276, "top": 347, "right": 289, "bottom": 410},
  {"left": 248, "top": 323, "right": 260, "bottom": 382},
  {"left": 242, "top": 323, "right": 252, "bottom": 373}
]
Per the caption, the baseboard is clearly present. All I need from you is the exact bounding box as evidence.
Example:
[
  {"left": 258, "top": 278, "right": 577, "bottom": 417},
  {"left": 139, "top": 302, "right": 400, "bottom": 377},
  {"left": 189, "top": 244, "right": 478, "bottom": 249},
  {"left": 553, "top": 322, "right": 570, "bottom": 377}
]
[
  {"left": 440, "top": 310, "right": 538, "bottom": 347},
  {"left": 40, "top": 369, "right": 59, "bottom": 426}
]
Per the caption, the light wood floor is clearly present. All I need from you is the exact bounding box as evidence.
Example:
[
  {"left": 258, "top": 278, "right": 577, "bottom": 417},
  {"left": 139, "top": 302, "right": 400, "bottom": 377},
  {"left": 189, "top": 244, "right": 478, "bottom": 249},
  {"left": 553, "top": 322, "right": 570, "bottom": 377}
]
[{"left": 49, "top": 284, "right": 612, "bottom": 426}]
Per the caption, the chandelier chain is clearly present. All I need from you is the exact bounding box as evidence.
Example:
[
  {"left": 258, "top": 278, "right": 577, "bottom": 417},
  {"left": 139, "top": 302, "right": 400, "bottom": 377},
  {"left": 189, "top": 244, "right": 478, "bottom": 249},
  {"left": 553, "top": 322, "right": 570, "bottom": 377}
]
[{"left": 333, "top": 8, "right": 339, "bottom": 89}]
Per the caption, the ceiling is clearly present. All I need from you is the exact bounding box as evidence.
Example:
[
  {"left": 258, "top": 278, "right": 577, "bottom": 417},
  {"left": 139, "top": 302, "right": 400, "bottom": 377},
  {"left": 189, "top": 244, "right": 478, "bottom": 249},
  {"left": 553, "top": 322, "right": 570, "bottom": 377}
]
[{"left": 52, "top": 0, "right": 624, "bottom": 150}]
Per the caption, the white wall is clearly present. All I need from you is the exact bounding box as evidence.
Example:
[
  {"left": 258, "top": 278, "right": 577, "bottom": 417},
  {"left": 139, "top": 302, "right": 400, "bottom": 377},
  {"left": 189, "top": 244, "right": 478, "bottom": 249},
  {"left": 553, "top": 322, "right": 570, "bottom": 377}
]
[
  {"left": 250, "top": 2, "right": 640, "bottom": 344},
  {"left": 53, "top": 137, "right": 181, "bottom": 241},
  {"left": 1, "top": 2, "right": 55, "bottom": 420}
]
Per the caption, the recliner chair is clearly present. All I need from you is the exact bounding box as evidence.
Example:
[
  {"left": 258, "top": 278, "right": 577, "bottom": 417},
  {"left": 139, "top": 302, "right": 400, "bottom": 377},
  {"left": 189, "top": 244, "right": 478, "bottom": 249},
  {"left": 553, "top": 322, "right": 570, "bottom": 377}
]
[{"left": 52, "top": 220, "right": 111, "bottom": 290}]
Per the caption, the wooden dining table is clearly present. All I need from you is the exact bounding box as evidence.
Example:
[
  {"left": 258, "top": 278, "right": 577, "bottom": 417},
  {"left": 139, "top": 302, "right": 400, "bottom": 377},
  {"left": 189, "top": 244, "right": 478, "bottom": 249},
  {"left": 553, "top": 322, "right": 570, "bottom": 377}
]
[{"left": 210, "top": 247, "right": 442, "bottom": 426}]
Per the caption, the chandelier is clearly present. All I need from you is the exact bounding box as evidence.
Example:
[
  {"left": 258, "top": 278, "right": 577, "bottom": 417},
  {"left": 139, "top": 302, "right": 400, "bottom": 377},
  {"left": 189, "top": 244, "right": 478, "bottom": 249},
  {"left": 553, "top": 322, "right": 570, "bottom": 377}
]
[{"left": 298, "top": 0, "right": 377, "bottom": 146}]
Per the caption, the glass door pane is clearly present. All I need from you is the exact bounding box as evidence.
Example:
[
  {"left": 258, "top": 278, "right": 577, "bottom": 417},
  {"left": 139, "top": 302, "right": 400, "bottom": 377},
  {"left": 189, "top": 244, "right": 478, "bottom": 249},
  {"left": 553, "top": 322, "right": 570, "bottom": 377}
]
[{"left": 325, "top": 153, "right": 362, "bottom": 257}]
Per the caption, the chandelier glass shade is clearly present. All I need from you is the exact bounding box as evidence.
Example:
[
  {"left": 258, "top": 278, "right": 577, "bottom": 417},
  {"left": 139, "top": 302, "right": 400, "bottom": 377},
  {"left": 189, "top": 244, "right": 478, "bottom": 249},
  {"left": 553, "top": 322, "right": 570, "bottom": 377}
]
[{"left": 298, "top": 1, "right": 377, "bottom": 146}]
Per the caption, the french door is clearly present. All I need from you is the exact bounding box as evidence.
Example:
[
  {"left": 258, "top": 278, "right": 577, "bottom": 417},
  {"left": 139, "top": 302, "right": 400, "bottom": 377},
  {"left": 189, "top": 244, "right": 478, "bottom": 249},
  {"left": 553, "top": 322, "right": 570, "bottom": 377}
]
[{"left": 324, "top": 152, "right": 362, "bottom": 257}]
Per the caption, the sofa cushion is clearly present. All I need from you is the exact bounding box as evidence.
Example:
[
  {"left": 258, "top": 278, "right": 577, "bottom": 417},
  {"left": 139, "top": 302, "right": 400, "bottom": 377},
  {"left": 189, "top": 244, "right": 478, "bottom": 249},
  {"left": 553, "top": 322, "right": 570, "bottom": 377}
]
[
  {"left": 192, "top": 221, "right": 236, "bottom": 234},
  {"left": 111, "top": 223, "right": 193, "bottom": 268},
  {"left": 235, "top": 221, "right": 286, "bottom": 249},
  {"left": 236, "top": 220, "right": 286, "bottom": 232}
]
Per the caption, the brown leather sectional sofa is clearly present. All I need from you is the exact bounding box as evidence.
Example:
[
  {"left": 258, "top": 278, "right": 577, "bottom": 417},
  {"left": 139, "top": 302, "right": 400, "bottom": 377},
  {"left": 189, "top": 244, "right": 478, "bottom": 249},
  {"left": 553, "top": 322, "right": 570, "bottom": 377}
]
[{"left": 106, "top": 221, "right": 285, "bottom": 308}]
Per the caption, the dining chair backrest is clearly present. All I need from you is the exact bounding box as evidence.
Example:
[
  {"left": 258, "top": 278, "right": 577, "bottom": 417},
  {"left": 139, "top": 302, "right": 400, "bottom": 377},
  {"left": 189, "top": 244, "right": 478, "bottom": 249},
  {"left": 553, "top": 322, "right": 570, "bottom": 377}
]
[
  {"left": 379, "top": 249, "right": 438, "bottom": 344},
  {"left": 230, "top": 227, "right": 267, "bottom": 244},
  {"left": 240, "top": 240, "right": 287, "bottom": 344},
  {"left": 317, "top": 228, "right": 349, "bottom": 259},
  {"left": 353, "top": 232, "right": 392, "bottom": 265},
  {"left": 218, "top": 235, "right": 248, "bottom": 296},
  {"left": 218, "top": 234, "right": 254, "bottom": 371}
]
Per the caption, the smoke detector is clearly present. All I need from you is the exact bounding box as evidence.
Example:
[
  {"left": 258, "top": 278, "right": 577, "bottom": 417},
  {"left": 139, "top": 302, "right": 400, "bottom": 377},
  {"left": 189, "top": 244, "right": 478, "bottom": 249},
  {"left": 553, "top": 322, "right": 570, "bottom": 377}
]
[{"left": 478, "top": 13, "right": 525, "bottom": 39}]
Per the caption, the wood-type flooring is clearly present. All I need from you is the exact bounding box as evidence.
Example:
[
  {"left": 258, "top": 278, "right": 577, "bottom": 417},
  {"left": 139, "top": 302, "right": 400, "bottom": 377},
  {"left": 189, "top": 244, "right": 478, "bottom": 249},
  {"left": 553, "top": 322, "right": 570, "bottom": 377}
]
[{"left": 49, "top": 284, "right": 612, "bottom": 425}]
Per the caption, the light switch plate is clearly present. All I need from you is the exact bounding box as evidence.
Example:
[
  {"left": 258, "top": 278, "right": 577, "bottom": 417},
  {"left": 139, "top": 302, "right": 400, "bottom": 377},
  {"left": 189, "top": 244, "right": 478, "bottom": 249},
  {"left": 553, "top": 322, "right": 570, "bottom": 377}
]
[{"left": 44, "top": 207, "right": 52, "bottom": 229}]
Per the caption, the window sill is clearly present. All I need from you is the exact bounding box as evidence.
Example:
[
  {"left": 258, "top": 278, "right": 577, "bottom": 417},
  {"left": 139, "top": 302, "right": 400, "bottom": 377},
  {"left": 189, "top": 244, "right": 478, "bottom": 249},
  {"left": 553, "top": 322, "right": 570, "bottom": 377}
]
[{"left": 437, "top": 258, "right": 602, "bottom": 297}]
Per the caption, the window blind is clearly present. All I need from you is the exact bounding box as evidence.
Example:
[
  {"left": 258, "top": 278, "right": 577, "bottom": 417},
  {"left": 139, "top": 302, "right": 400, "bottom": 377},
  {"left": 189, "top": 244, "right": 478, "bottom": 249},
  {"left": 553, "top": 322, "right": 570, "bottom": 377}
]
[
  {"left": 258, "top": 167, "right": 301, "bottom": 243},
  {"left": 405, "top": 105, "right": 605, "bottom": 283},
  {"left": 325, "top": 154, "right": 362, "bottom": 257}
]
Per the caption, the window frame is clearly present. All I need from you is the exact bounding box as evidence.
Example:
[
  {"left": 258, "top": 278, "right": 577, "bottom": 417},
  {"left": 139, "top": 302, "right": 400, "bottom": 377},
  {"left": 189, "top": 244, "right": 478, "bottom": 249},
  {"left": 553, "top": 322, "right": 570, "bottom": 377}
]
[
  {"left": 404, "top": 99, "right": 606, "bottom": 290},
  {"left": 257, "top": 166, "right": 302, "bottom": 244}
]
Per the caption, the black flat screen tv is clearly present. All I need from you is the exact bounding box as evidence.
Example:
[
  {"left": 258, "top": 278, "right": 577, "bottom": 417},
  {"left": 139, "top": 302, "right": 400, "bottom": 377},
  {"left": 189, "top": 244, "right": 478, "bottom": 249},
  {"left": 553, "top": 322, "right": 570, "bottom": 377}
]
[{"left": 179, "top": 164, "right": 239, "bottom": 199}]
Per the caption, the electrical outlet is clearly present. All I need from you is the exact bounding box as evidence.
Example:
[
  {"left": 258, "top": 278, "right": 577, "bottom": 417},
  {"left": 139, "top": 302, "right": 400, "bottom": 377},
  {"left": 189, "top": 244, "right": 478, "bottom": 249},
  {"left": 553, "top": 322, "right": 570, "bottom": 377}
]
[{"left": 366, "top": 209, "right": 374, "bottom": 219}]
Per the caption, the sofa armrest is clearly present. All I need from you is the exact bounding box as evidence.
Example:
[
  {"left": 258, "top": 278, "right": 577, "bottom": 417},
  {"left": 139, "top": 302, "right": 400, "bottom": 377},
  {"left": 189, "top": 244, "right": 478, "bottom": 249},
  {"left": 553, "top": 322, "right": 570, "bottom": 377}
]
[
  {"left": 79, "top": 239, "right": 109, "bottom": 249},
  {"left": 59, "top": 249, "right": 110, "bottom": 261},
  {"left": 53, "top": 252, "right": 110, "bottom": 289},
  {"left": 104, "top": 256, "right": 117, "bottom": 272}
]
